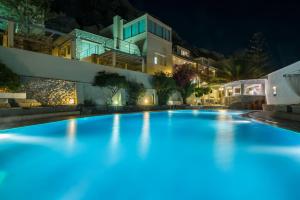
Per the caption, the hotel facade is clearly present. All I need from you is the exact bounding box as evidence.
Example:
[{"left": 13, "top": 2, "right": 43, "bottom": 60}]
[{"left": 0, "top": 8, "right": 219, "bottom": 106}]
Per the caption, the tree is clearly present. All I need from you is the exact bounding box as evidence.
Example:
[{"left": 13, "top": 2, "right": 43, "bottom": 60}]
[
  {"left": 172, "top": 64, "right": 197, "bottom": 104},
  {"left": 215, "top": 50, "right": 266, "bottom": 81},
  {"left": 127, "top": 81, "right": 145, "bottom": 105},
  {"left": 1, "top": 0, "right": 52, "bottom": 35},
  {"left": 194, "top": 87, "right": 212, "bottom": 98},
  {"left": 152, "top": 72, "right": 176, "bottom": 105},
  {"left": 214, "top": 33, "right": 271, "bottom": 82},
  {"left": 246, "top": 32, "right": 271, "bottom": 73},
  {"left": 94, "top": 71, "right": 128, "bottom": 105},
  {"left": 0, "top": 61, "right": 20, "bottom": 91}
]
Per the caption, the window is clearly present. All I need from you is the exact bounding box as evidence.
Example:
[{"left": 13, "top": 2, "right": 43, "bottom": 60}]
[
  {"left": 124, "top": 26, "right": 131, "bottom": 39},
  {"left": 147, "top": 19, "right": 171, "bottom": 42},
  {"left": 148, "top": 20, "right": 154, "bottom": 33},
  {"left": 234, "top": 87, "right": 241, "bottom": 95},
  {"left": 154, "top": 53, "right": 167, "bottom": 66},
  {"left": 166, "top": 30, "right": 171, "bottom": 41},
  {"left": 124, "top": 19, "right": 146, "bottom": 39},
  {"left": 132, "top": 22, "right": 138, "bottom": 36},
  {"left": 156, "top": 25, "right": 163, "bottom": 37},
  {"left": 181, "top": 49, "right": 189, "bottom": 57},
  {"left": 139, "top": 19, "right": 145, "bottom": 33}
]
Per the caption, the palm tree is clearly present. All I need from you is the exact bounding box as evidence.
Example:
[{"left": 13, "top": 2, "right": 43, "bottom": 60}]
[{"left": 215, "top": 51, "right": 266, "bottom": 82}]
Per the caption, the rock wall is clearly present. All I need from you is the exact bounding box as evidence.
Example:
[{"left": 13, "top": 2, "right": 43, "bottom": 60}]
[{"left": 20, "top": 77, "right": 77, "bottom": 106}]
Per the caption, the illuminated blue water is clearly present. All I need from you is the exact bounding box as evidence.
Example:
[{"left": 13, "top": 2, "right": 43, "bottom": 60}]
[{"left": 0, "top": 110, "right": 300, "bottom": 200}]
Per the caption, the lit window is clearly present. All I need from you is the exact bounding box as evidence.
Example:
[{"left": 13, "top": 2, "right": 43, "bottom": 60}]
[
  {"left": 181, "top": 50, "right": 189, "bottom": 57},
  {"left": 132, "top": 22, "right": 138, "bottom": 36},
  {"left": 124, "top": 26, "right": 131, "bottom": 39},
  {"left": 154, "top": 56, "right": 158, "bottom": 65},
  {"left": 139, "top": 19, "right": 145, "bottom": 33},
  {"left": 272, "top": 86, "right": 277, "bottom": 96}
]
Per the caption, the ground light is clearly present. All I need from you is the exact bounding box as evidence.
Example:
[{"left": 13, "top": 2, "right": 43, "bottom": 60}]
[
  {"left": 69, "top": 98, "right": 75, "bottom": 105},
  {"left": 143, "top": 98, "right": 149, "bottom": 105}
]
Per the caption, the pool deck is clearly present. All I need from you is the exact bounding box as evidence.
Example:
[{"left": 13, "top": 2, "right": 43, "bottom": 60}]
[{"left": 244, "top": 111, "right": 300, "bottom": 133}]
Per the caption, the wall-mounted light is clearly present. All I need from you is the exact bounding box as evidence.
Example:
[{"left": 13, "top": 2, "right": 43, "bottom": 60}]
[
  {"left": 272, "top": 86, "right": 277, "bottom": 96},
  {"left": 154, "top": 56, "right": 158, "bottom": 65}
]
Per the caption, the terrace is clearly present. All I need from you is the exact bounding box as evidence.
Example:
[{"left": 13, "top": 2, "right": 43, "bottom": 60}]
[{"left": 221, "top": 79, "right": 266, "bottom": 109}]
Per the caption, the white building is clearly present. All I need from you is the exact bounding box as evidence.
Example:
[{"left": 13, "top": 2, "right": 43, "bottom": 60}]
[
  {"left": 266, "top": 61, "right": 300, "bottom": 105},
  {"left": 221, "top": 79, "right": 266, "bottom": 109},
  {"left": 99, "top": 14, "right": 173, "bottom": 75}
]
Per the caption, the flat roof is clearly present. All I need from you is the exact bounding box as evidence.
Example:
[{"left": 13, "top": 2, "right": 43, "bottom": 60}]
[{"left": 223, "top": 79, "right": 266, "bottom": 87}]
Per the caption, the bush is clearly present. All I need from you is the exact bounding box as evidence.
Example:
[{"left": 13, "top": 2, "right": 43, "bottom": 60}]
[
  {"left": 0, "top": 61, "right": 21, "bottom": 91},
  {"left": 194, "top": 87, "right": 212, "bottom": 98},
  {"left": 84, "top": 99, "right": 96, "bottom": 106},
  {"left": 94, "top": 71, "right": 128, "bottom": 105},
  {"left": 127, "top": 81, "right": 145, "bottom": 105}
]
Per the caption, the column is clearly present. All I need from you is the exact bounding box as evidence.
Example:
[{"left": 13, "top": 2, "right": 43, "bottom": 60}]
[
  {"left": 70, "top": 39, "right": 77, "bottom": 60},
  {"left": 112, "top": 51, "right": 116, "bottom": 67},
  {"left": 241, "top": 84, "right": 245, "bottom": 95},
  {"left": 142, "top": 58, "right": 145, "bottom": 73},
  {"left": 7, "top": 21, "right": 15, "bottom": 48}
]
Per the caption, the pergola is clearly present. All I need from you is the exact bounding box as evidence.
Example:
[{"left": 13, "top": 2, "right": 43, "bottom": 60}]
[{"left": 83, "top": 50, "right": 145, "bottom": 72}]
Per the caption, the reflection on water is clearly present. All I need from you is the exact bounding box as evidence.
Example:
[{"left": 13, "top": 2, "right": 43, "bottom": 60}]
[
  {"left": 139, "top": 112, "right": 150, "bottom": 158},
  {"left": 0, "top": 134, "right": 11, "bottom": 140},
  {"left": 0, "top": 171, "right": 6, "bottom": 185},
  {"left": 249, "top": 146, "right": 300, "bottom": 160},
  {"left": 168, "top": 110, "right": 173, "bottom": 117},
  {"left": 67, "top": 119, "right": 77, "bottom": 151},
  {"left": 192, "top": 110, "right": 199, "bottom": 116},
  {"left": 109, "top": 114, "right": 120, "bottom": 163},
  {"left": 0, "top": 134, "right": 56, "bottom": 145},
  {"left": 214, "top": 110, "right": 235, "bottom": 170}
]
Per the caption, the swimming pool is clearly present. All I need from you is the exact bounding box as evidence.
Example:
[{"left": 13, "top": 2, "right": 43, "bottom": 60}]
[{"left": 0, "top": 110, "right": 300, "bottom": 200}]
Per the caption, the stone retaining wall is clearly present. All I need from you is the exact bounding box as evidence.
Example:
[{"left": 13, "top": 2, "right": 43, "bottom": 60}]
[{"left": 20, "top": 77, "right": 77, "bottom": 106}]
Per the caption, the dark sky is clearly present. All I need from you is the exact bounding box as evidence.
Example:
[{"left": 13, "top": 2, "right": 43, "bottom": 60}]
[{"left": 129, "top": 0, "right": 300, "bottom": 68}]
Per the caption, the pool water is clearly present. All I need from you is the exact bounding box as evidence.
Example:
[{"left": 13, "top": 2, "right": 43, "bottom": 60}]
[{"left": 0, "top": 110, "right": 300, "bottom": 200}]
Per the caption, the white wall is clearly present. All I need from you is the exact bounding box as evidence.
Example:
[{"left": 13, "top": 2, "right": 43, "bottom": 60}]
[
  {"left": 266, "top": 61, "right": 300, "bottom": 105},
  {"left": 146, "top": 33, "right": 173, "bottom": 75},
  {"left": 0, "top": 46, "right": 152, "bottom": 88},
  {"left": 0, "top": 93, "right": 26, "bottom": 99},
  {"left": 0, "top": 47, "right": 154, "bottom": 105}
]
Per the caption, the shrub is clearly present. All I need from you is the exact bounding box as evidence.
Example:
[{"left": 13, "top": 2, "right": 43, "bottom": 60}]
[
  {"left": 152, "top": 72, "right": 176, "bottom": 105},
  {"left": 127, "top": 81, "right": 145, "bottom": 105},
  {"left": 0, "top": 61, "right": 20, "bottom": 91}
]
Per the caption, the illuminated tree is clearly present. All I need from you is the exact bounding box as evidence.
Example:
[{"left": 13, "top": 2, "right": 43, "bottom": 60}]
[
  {"left": 126, "top": 81, "right": 145, "bottom": 105},
  {"left": 173, "top": 64, "right": 197, "bottom": 104},
  {"left": 94, "top": 71, "right": 128, "bottom": 105},
  {"left": 194, "top": 87, "right": 212, "bottom": 98},
  {"left": 152, "top": 72, "right": 176, "bottom": 105}
]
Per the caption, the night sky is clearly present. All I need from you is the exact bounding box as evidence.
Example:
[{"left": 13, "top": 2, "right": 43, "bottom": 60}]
[{"left": 129, "top": 0, "right": 300, "bottom": 68}]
